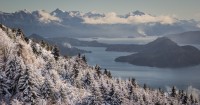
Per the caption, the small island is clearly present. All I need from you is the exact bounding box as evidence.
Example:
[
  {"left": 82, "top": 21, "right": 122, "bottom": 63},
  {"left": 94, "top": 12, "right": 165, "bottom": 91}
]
[{"left": 115, "top": 37, "right": 200, "bottom": 68}]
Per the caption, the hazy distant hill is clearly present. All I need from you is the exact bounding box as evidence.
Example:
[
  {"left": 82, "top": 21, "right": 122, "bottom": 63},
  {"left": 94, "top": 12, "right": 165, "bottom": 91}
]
[
  {"left": 48, "top": 37, "right": 108, "bottom": 47},
  {"left": 115, "top": 37, "right": 200, "bottom": 68},
  {"left": 28, "top": 34, "right": 90, "bottom": 56},
  {"left": 167, "top": 31, "right": 200, "bottom": 44}
]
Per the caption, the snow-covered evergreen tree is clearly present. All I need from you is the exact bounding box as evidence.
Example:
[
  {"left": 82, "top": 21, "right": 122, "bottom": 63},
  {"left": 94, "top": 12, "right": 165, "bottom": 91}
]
[
  {"left": 90, "top": 84, "right": 103, "bottom": 104},
  {"left": 17, "top": 66, "right": 37, "bottom": 104},
  {"left": 84, "top": 72, "right": 92, "bottom": 88},
  {"left": 40, "top": 78, "right": 52, "bottom": 99},
  {"left": 5, "top": 57, "right": 22, "bottom": 95},
  {"left": 0, "top": 24, "right": 200, "bottom": 105},
  {"left": 0, "top": 74, "right": 10, "bottom": 99},
  {"left": 52, "top": 46, "right": 59, "bottom": 61},
  {"left": 106, "top": 84, "right": 122, "bottom": 105}
]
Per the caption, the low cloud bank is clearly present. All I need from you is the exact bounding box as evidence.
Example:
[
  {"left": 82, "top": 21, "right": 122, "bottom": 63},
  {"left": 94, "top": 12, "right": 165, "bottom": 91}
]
[
  {"left": 38, "top": 10, "right": 61, "bottom": 23},
  {"left": 83, "top": 12, "right": 176, "bottom": 25}
]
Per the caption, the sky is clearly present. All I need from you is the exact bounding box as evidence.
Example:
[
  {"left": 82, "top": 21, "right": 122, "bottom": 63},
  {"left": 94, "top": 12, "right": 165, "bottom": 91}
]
[{"left": 0, "top": 0, "right": 200, "bottom": 20}]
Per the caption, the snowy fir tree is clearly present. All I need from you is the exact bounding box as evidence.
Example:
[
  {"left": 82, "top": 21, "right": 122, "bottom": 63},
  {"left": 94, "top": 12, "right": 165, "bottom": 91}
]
[
  {"left": 0, "top": 24, "right": 200, "bottom": 104},
  {"left": 52, "top": 46, "right": 60, "bottom": 61},
  {"left": 17, "top": 66, "right": 38, "bottom": 104}
]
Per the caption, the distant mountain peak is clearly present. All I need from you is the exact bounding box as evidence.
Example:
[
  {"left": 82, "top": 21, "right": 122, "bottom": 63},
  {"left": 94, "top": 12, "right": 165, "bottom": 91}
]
[
  {"left": 55, "top": 8, "right": 64, "bottom": 12},
  {"left": 125, "top": 10, "right": 145, "bottom": 17},
  {"left": 52, "top": 8, "right": 65, "bottom": 14},
  {"left": 148, "top": 37, "right": 178, "bottom": 46},
  {"left": 132, "top": 10, "right": 145, "bottom": 15},
  {"left": 124, "top": 10, "right": 145, "bottom": 18},
  {"left": 50, "top": 9, "right": 82, "bottom": 18},
  {"left": 84, "top": 11, "right": 104, "bottom": 18}
]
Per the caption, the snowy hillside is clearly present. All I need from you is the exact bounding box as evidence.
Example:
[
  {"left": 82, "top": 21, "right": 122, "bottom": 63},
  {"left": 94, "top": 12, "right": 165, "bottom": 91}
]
[{"left": 0, "top": 24, "right": 199, "bottom": 104}]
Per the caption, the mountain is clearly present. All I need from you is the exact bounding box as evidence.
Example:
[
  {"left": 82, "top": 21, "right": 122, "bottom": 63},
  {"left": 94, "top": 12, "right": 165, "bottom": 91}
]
[
  {"left": 106, "top": 37, "right": 187, "bottom": 52},
  {"left": 115, "top": 37, "right": 200, "bottom": 68},
  {"left": 48, "top": 37, "right": 108, "bottom": 47},
  {"left": 1, "top": 24, "right": 199, "bottom": 104},
  {"left": 50, "top": 8, "right": 83, "bottom": 25},
  {"left": 28, "top": 34, "right": 90, "bottom": 56},
  {"left": 83, "top": 11, "right": 105, "bottom": 18},
  {"left": 28, "top": 33, "right": 52, "bottom": 43},
  {"left": 125, "top": 10, "right": 145, "bottom": 17},
  {"left": 0, "top": 9, "right": 200, "bottom": 38},
  {"left": 167, "top": 31, "right": 200, "bottom": 44}
]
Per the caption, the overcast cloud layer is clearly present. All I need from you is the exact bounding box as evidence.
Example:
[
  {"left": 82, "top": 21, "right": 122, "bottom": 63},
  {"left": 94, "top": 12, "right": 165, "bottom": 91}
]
[{"left": 83, "top": 12, "right": 177, "bottom": 25}]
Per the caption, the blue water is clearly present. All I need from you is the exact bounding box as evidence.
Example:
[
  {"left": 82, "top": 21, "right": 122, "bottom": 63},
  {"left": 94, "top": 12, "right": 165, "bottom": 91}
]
[
  {"left": 75, "top": 37, "right": 200, "bottom": 90},
  {"left": 78, "top": 36, "right": 158, "bottom": 44},
  {"left": 77, "top": 46, "right": 200, "bottom": 90}
]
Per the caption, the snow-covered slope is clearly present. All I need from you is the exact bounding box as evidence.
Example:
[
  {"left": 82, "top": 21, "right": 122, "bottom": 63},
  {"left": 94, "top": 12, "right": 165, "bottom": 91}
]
[{"left": 0, "top": 24, "right": 199, "bottom": 104}]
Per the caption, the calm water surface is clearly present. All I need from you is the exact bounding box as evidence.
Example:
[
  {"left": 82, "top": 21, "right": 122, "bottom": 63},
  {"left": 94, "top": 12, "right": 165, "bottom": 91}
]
[{"left": 76, "top": 37, "right": 200, "bottom": 90}]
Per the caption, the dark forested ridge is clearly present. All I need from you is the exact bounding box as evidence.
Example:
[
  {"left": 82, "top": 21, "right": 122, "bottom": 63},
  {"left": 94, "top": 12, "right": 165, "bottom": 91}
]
[
  {"left": 28, "top": 34, "right": 90, "bottom": 56},
  {"left": 107, "top": 37, "right": 200, "bottom": 68},
  {"left": 48, "top": 37, "right": 108, "bottom": 47}
]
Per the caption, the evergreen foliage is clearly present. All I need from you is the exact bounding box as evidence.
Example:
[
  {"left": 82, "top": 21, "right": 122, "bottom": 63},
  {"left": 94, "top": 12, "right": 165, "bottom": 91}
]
[
  {"left": 52, "top": 46, "right": 60, "bottom": 61},
  {"left": 171, "top": 86, "right": 176, "bottom": 97},
  {"left": 0, "top": 25, "right": 199, "bottom": 105}
]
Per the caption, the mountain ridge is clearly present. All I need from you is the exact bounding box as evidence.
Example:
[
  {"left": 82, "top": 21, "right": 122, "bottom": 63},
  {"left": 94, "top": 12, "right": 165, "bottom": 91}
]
[
  {"left": 115, "top": 37, "right": 200, "bottom": 68},
  {"left": 28, "top": 34, "right": 90, "bottom": 56},
  {"left": 167, "top": 31, "right": 200, "bottom": 44},
  {"left": 1, "top": 9, "right": 200, "bottom": 38}
]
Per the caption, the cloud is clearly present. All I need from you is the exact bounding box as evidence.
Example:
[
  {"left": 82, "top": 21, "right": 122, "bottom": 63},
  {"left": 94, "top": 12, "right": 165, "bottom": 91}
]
[
  {"left": 38, "top": 10, "right": 61, "bottom": 23},
  {"left": 83, "top": 12, "right": 176, "bottom": 25},
  {"left": 137, "top": 28, "right": 146, "bottom": 36},
  {"left": 83, "top": 12, "right": 127, "bottom": 24},
  {"left": 63, "top": 42, "right": 72, "bottom": 48}
]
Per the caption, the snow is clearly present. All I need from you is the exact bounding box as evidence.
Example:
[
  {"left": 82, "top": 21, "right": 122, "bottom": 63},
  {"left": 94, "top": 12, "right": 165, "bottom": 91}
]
[{"left": 0, "top": 24, "right": 200, "bottom": 104}]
